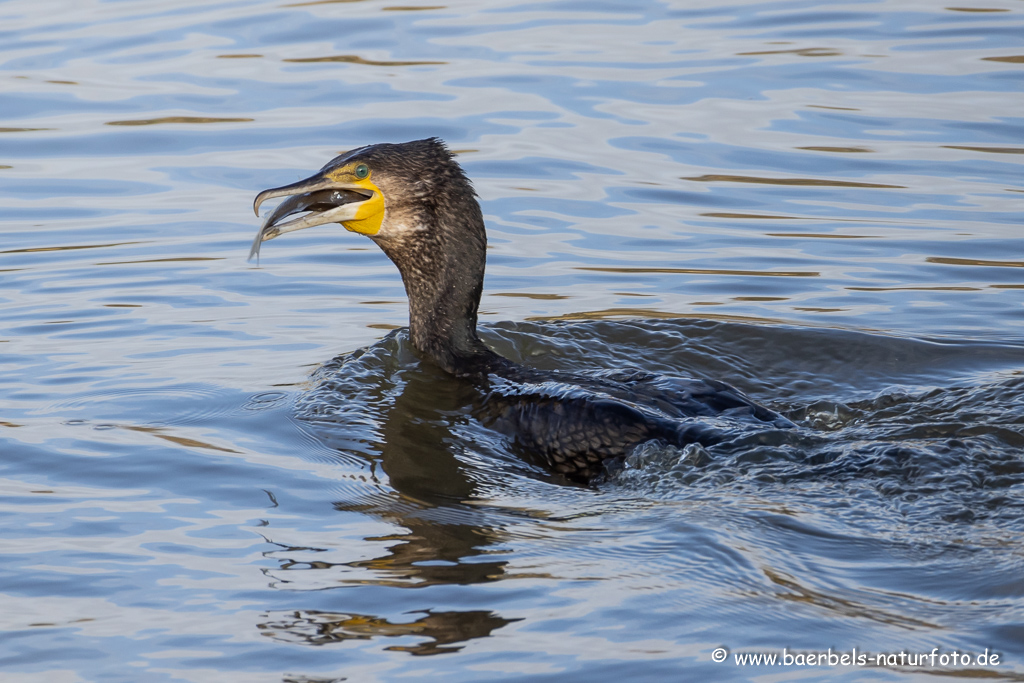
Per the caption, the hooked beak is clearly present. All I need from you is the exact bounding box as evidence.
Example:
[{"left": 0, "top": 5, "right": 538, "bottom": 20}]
[{"left": 249, "top": 173, "right": 374, "bottom": 261}]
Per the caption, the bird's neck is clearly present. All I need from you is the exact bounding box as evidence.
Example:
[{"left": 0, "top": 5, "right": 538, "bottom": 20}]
[
  {"left": 407, "top": 269, "right": 491, "bottom": 374},
  {"left": 373, "top": 216, "right": 497, "bottom": 377}
]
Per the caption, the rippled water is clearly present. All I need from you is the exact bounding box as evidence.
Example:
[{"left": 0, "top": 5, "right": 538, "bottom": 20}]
[{"left": 2, "top": 0, "right": 1023, "bottom": 680}]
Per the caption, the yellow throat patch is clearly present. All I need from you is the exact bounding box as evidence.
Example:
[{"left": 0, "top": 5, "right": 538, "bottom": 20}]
[{"left": 327, "top": 164, "right": 385, "bottom": 235}]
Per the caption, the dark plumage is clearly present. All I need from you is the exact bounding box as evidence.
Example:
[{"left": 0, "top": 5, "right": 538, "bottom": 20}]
[{"left": 252, "top": 138, "right": 791, "bottom": 481}]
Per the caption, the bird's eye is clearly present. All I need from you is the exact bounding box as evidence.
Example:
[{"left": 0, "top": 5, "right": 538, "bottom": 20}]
[{"left": 354, "top": 163, "right": 369, "bottom": 179}]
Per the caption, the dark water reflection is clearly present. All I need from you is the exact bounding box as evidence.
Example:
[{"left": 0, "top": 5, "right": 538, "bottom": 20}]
[
  {"left": 1, "top": 0, "right": 1023, "bottom": 680},
  {"left": 260, "top": 608, "right": 517, "bottom": 655}
]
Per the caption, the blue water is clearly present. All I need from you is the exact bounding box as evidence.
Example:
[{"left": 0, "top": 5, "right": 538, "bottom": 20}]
[{"left": 1, "top": 0, "right": 1023, "bottom": 681}]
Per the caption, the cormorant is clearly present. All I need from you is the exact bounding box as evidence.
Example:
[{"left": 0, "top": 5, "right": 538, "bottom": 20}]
[{"left": 251, "top": 138, "right": 792, "bottom": 481}]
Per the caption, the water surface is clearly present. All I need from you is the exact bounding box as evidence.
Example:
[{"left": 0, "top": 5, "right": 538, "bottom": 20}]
[{"left": 1, "top": 0, "right": 1023, "bottom": 681}]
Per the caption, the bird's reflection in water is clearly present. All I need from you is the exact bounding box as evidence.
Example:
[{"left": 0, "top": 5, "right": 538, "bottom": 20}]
[
  {"left": 259, "top": 609, "right": 517, "bottom": 655},
  {"left": 264, "top": 345, "right": 529, "bottom": 652}
]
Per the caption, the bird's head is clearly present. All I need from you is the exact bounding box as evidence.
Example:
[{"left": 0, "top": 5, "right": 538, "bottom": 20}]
[
  {"left": 250, "top": 137, "right": 478, "bottom": 260},
  {"left": 250, "top": 138, "right": 492, "bottom": 371}
]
